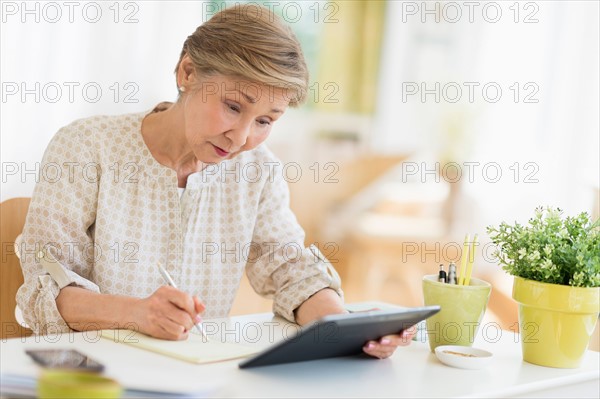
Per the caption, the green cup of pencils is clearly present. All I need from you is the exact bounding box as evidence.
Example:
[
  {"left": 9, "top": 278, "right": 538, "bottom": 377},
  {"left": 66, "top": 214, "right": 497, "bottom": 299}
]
[
  {"left": 422, "top": 234, "right": 492, "bottom": 352},
  {"left": 422, "top": 275, "right": 492, "bottom": 351}
]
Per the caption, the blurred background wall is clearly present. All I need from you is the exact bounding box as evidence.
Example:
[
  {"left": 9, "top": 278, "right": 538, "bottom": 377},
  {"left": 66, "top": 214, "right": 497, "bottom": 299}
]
[{"left": 2, "top": 1, "right": 599, "bottom": 331}]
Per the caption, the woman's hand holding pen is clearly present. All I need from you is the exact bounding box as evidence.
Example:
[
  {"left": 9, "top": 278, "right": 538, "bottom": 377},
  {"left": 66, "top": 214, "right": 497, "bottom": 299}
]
[{"left": 133, "top": 286, "right": 205, "bottom": 341}]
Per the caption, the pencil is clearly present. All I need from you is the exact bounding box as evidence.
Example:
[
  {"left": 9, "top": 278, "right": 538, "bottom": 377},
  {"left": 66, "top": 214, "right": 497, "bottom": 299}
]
[
  {"left": 458, "top": 234, "right": 470, "bottom": 285},
  {"left": 463, "top": 234, "right": 478, "bottom": 286}
]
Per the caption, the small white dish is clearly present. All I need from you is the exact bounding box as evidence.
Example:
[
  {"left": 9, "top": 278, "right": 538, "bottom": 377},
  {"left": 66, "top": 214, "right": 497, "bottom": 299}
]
[{"left": 434, "top": 345, "right": 493, "bottom": 369}]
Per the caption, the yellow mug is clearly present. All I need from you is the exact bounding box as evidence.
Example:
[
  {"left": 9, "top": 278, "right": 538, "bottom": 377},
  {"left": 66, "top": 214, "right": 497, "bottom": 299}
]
[
  {"left": 37, "top": 370, "right": 122, "bottom": 399},
  {"left": 422, "top": 275, "right": 492, "bottom": 352}
]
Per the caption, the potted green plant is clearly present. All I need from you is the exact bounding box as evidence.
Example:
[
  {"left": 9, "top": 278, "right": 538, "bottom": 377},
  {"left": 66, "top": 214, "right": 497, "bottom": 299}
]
[{"left": 487, "top": 207, "right": 600, "bottom": 368}]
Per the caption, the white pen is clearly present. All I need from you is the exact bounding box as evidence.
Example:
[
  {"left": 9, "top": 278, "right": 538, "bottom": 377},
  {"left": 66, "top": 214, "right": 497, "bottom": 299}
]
[{"left": 158, "top": 265, "right": 208, "bottom": 339}]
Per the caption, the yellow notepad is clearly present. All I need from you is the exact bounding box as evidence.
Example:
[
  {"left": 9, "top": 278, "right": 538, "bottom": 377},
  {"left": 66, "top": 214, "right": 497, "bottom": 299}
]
[{"left": 100, "top": 330, "right": 261, "bottom": 364}]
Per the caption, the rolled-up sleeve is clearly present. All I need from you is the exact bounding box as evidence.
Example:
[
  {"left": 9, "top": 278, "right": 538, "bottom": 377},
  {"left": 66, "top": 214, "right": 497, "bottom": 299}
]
[
  {"left": 16, "top": 122, "right": 101, "bottom": 334},
  {"left": 245, "top": 159, "right": 343, "bottom": 323}
]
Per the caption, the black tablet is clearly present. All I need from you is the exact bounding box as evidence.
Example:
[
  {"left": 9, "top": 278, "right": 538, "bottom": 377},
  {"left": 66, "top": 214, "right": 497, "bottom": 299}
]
[{"left": 238, "top": 305, "right": 440, "bottom": 368}]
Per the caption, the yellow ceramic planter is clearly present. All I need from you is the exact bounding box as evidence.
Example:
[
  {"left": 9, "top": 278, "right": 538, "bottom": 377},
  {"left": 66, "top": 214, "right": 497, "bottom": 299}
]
[{"left": 512, "top": 276, "right": 600, "bottom": 368}]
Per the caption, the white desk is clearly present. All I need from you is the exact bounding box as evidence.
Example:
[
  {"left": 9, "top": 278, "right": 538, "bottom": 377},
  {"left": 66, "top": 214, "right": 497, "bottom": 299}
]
[{"left": 1, "top": 309, "right": 599, "bottom": 398}]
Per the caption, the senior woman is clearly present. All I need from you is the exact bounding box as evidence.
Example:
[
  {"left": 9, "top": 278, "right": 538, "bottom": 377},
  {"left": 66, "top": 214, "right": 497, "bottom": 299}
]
[{"left": 16, "top": 4, "right": 413, "bottom": 359}]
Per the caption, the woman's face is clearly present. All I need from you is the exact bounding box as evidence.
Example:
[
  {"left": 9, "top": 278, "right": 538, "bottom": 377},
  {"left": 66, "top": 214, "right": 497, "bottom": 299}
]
[{"left": 181, "top": 74, "right": 290, "bottom": 163}]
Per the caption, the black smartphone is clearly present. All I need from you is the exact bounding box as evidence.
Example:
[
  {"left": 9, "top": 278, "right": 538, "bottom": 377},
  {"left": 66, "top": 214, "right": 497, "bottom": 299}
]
[{"left": 25, "top": 349, "right": 105, "bottom": 372}]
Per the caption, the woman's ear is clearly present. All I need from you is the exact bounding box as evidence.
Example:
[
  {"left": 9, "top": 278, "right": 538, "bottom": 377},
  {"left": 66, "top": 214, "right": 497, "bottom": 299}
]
[{"left": 177, "top": 54, "right": 197, "bottom": 88}]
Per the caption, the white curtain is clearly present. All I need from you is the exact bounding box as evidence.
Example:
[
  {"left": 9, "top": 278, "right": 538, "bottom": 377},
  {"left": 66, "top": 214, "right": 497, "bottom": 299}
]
[{"left": 373, "top": 0, "right": 599, "bottom": 231}]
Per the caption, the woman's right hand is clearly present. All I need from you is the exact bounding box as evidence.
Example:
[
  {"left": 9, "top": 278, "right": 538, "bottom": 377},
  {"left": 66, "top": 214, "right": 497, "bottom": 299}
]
[{"left": 133, "top": 285, "right": 205, "bottom": 340}]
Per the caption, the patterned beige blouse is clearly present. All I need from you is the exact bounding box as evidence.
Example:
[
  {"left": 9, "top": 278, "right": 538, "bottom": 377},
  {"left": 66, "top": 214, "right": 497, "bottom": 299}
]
[{"left": 16, "top": 105, "right": 343, "bottom": 334}]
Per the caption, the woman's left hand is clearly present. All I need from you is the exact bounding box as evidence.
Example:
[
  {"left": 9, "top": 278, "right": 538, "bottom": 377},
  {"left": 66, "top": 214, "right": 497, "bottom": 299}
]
[
  {"left": 362, "top": 326, "right": 417, "bottom": 359},
  {"left": 294, "top": 294, "right": 418, "bottom": 359}
]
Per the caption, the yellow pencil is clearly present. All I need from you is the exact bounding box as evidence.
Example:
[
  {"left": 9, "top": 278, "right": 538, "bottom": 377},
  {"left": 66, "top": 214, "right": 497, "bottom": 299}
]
[
  {"left": 464, "top": 234, "right": 479, "bottom": 286},
  {"left": 458, "top": 234, "right": 470, "bottom": 285}
]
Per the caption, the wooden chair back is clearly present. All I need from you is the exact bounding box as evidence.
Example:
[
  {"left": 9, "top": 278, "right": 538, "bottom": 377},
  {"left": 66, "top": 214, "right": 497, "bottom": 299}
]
[{"left": 0, "top": 197, "right": 33, "bottom": 339}]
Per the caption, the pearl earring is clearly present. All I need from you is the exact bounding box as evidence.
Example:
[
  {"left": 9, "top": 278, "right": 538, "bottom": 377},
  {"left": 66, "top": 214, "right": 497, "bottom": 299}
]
[{"left": 179, "top": 86, "right": 186, "bottom": 93}]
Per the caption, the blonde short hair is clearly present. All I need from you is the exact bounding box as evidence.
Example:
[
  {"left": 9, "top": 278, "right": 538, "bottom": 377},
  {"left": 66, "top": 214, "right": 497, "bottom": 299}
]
[{"left": 175, "top": 4, "right": 309, "bottom": 107}]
